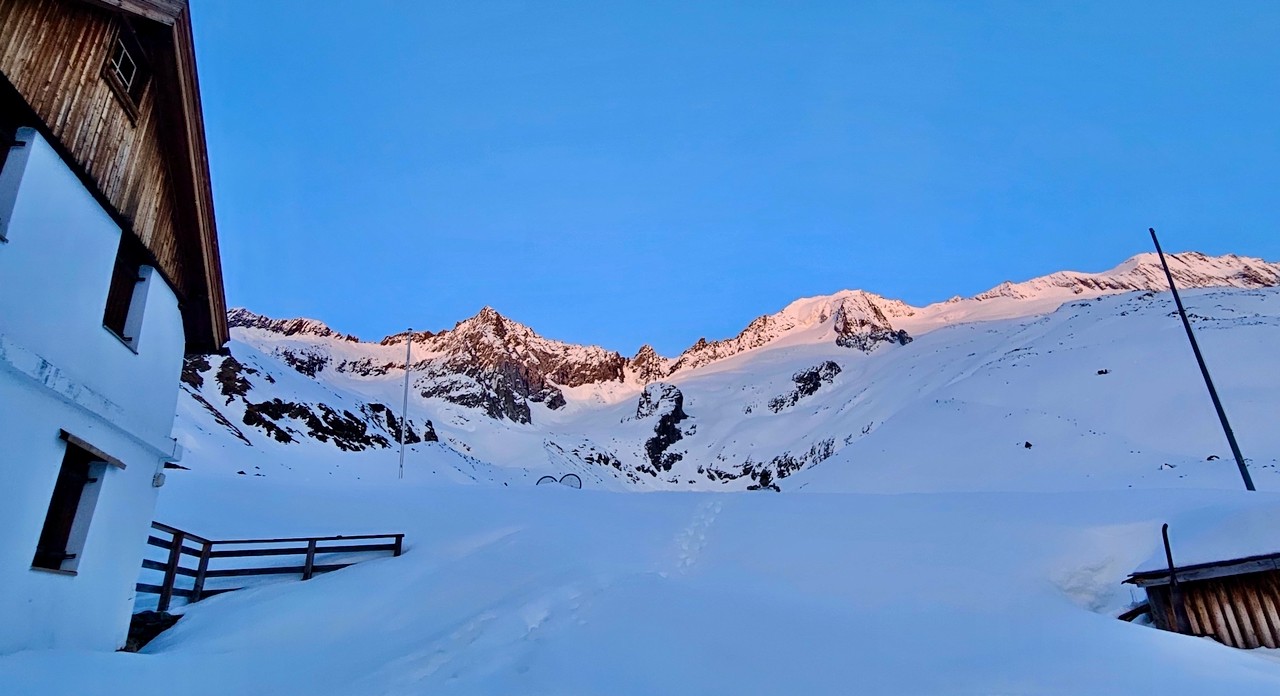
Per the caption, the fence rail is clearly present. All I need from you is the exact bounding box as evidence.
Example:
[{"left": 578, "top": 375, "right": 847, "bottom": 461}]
[{"left": 136, "top": 522, "right": 404, "bottom": 612}]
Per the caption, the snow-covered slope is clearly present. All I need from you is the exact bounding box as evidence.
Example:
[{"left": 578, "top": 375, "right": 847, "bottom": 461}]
[
  {"left": 176, "top": 252, "right": 1280, "bottom": 492},
  {"left": 7, "top": 252, "right": 1280, "bottom": 695},
  {"left": 7, "top": 475, "right": 1280, "bottom": 694}
]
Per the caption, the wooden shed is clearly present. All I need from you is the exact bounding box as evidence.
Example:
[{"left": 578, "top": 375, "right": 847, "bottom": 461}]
[{"left": 1125, "top": 552, "right": 1280, "bottom": 649}]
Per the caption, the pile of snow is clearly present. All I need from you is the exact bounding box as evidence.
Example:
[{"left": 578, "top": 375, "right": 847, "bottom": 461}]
[{"left": 6, "top": 475, "right": 1280, "bottom": 693}]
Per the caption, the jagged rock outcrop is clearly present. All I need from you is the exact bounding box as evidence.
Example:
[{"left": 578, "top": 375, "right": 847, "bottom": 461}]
[
  {"left": 387, "top": 307, "right": 627, "bottom": 424},
  {"left": 769, "top": 361, "right": 842, "bottom": 413},
  {"left": 831, "top": 299, "right": 912, "bottom": 352},
  {"left": 182, "top": 354, "right": 433, "bottom": 453},
  {"left": 635, "top": 383, "right": 690, "bottom": 475},
  {"left": 629, "top": 344, "right": 670, "bottom": 385},
  {"left": 229, "top": 308, "right": 359, "bottom": 342},
  {"left": 667, "top": 290, "right": 914, "bottom": 373}
]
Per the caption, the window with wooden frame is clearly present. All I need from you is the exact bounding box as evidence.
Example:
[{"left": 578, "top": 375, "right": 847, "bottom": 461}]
[
  {"left": 102, "top": 22, "right": 150, "bottom": 120},
  {"left": 32, "top": 432, "right": 119, "bottom": 573},
  {"left": 103, "top": 233, "right": 148, "bottom": 347}
]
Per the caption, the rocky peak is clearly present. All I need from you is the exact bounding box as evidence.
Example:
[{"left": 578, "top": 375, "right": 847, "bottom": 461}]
[
  {"left": 228, "top": 308, "right": 359, "bottom": 342},
  {"left": 379, "top": 328, "right": 436, "bottom": 347},
  {"left": 629, "top": 344, "right": 672, "bottom": 385},
  {"left": 666, "top": 290, "right": 914, "bottom": 373}
]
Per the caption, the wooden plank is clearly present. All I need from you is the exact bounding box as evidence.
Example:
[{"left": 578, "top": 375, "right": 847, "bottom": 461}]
[
  {"left": 135, "top": 582, "right": 193, "bottom": 598},
  {"left": 1147, "top": 586, "right": 1171, "bottom": 631},
  {"left": 1117, "top": 602, "right": 1150, "bottom": 622},
  {"left": 59, "top": 429, "right": 126, "bottom": 468},
  {"left": 1128, "top": 556, "right": 1280, "bottom": 588},
  {"left": 150, "top": 522, "right": 211, "bottom": 544},
  {"left": 1257, "top": 574, "right": 1280, "bottom": 649},
  {"left": 190, "top": 540, "right": 211, "bottom": 603},
  {"left": 141, "top": 558, "right": 195, "bottom": 577},
  {"left": 1226, "top": 580, "right": 1260, "bottom": 648},
  {"left": 156, "top": 529, "right": 183, "bottom": 613},
  {"left": 302, "top": 539, "right": 316, "bottom": 581},
  {"left": 1250, "top": 586, "right": 1276, "bottom": 648},
  {"left": 212, "top": 534, "right": 404, "bottom": 545},
  {"left": 1214, "top": 582, "right": 1245, "bottom": 648},
  {"left": 145, "top": 536, "right": 202, "bottom": 556},
  {"left": 204, "top": 562, "right": 355, "bottom": 579},
  {"left": 207, "top": 542, "right": 398, "bottom": 559},
  {"left": 1189, "top": 591, "right": 1214, "bottom": 638},
  {"left": 204, "top": 565, "right": 307, "bottom": 579},
  {"left": 80, "top": 0, "right": 186, "bottom": 26}
]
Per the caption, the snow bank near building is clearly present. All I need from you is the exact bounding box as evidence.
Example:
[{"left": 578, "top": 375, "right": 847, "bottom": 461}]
[{"left": 5, "top": 473, "right": 1280, "bottom": 694}]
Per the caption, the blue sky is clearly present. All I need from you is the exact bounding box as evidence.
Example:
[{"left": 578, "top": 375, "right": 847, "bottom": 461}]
[{"left": 191, "top": 1, "right": 1280, "bottom": 355}]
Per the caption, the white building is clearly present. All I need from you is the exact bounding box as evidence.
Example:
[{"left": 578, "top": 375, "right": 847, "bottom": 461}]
[{"left": 0, "top": 0, "right": 226, "bottom": 653}]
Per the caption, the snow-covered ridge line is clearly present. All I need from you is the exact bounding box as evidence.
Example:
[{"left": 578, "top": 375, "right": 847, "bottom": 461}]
[
  {"left": 966, "top": 252, "right": 1280, "bottom": 303},
  {"left": 232, "top": 251, "right": 1279, "bottom": 366}
]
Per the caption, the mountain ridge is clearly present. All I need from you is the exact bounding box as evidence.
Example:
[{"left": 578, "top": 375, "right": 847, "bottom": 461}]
[
  {"left": 229, "top": 251, "right": 1280, "bottom": 368},
  {"left": 179, "top": 250, "right": 1280, "bottom": 491}
]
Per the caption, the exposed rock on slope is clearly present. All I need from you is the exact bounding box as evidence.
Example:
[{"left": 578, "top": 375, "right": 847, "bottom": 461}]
[
  {"left": 182, "top": 354, "right": 435, "bottom": 452},
  {"left": 186, "top": 252, "right": 1280, "bottom": 489},
  {"left": 769, "top": 361, "right": 842, "bottom": 413},
  {"left": 635, "top": 383, "right": 690, "bottom": 475},
  {"left": 668, "top": 290, "right": 914, "bottom": 373},
  {"left": 629, "top": 345, "right": 671, "bottom": 385},
  {"left": 389, "top": 307, "right": 627, "bottom": 423},
  {"left": 228, "top": 308, "right": 359, "bottom": 342}
]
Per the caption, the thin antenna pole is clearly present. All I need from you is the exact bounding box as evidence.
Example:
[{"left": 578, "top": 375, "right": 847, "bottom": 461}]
[
  {"left": 398, "top": 329, "right": 412, "bottom": 481},
  {"left": 1149, "top": 228, "right": 1254, "bottom": 491}
]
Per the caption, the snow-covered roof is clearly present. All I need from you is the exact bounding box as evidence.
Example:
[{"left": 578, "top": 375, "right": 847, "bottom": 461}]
[{"left": 1129, "top": 504, "right": 1280, "bottom": 584}]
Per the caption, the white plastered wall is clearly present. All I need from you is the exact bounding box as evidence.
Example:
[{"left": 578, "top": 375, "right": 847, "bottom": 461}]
[{"left": 0, "top": 129, "right": 188, "bottom": 653}]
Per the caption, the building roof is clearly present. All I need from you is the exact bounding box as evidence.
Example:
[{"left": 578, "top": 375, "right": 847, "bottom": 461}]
[
  {"left": 94, "top": 0, "right": 225, "bottom": 353},
  {"left": 1126, "top": 552, "right": 1280, "bottom": 588},
  {"left": 84, "top": 0, "right": 227, "bottom": 352}
]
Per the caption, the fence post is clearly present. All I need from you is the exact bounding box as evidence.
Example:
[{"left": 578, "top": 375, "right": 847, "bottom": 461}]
[
  {"left": 158, "top": 531, "right": 184, "bottom": 613},
  {"left": 393, "top": 534, "right": 403, "bottom": 557},
  {"left": 302, "top": 539, "right": 317, "bottom": 580},
  {"left": 191, "top": 540, "right": 212, "bottom": 603}
]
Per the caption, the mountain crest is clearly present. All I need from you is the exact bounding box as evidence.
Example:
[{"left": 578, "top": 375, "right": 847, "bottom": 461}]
[{"left": 228, "top": 308, "right": 359, "bottom": 342}]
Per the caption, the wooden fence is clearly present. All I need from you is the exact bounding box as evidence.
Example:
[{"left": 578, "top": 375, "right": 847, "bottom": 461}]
[{"left": 136, "top": 522, "right": 404, "bottom": 612}]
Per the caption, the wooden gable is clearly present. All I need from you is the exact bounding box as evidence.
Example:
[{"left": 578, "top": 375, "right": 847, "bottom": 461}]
[{"left": 0, "top": 0, "right": 226, "bottom": 352}]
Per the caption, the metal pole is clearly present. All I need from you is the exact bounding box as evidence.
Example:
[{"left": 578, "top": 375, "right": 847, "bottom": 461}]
[
  {"left": 1162, "top": 523, "right": 1192, "bottom": 634},
  {"left": 398, "top": 329, "right": 412, "bottom": 481},
  {"left": 1149, "top": 228, "right": 1255, "bottom": 491}
]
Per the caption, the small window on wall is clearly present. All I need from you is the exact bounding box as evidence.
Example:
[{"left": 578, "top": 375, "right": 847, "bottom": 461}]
[
  {"left": 32, "top": 433, "right": 119, "bottom": 573},
  {"left": 103, "top": 233, "right": 147, "bottom": 347},
  {"left": 0, "top": 82, "right": 34, "bottom": 241},
  {"left": 102, "top": 23, "right": 149, "bottom": 120}
]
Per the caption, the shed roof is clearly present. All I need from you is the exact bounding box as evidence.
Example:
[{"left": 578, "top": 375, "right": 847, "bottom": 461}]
[
  {"left": 1126, "top": 552, "right": 1280, "bottom": 588},
  {"left": 1126, "top": 504, "right": 1280, "bottom": 588}
]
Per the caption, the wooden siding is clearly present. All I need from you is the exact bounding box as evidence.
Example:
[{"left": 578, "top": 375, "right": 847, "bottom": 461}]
[
  {"left": 1146, "top": 570, "right": 1280, "bottom": 649},
  {"left": 0, "top": 0, "right": 226, "bottom": 352}
]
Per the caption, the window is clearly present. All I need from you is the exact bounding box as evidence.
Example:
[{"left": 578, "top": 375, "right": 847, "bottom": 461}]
[
  {"left": 103, "top": 233, "right": 147, "bottom": 346},
  {"left": 102, "top": 23, "right": 149, "bottom": 119},
  {"left": 32, "top": 432, "right": 118, "bottom": 573},
  {"left": 0, "top": 81, "right": 33, "bottom": 241},
  {"left": 108, "top": 38, "right": 138, "bottom": 92}
]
